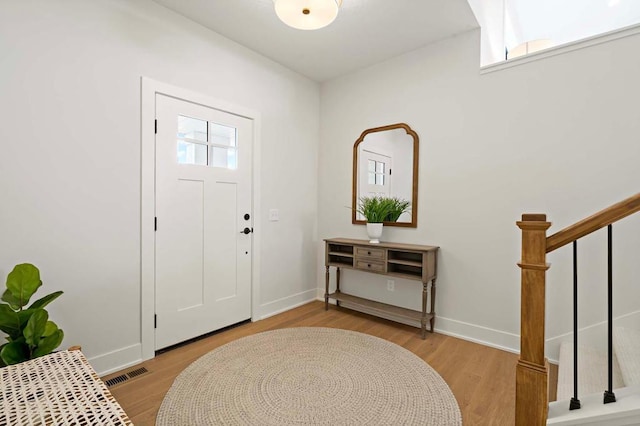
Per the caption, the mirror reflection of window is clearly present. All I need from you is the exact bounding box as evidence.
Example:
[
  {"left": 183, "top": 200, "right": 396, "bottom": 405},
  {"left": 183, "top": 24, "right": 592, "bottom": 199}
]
[
  {"left": 359, "top": 150, "right": 391, "bottom": 216},
  {"left": 367, "top": 159, "right": 386, "bottom": 187},
  {"left": 358, "top": 154, "right": 391, "bottom": 220}
]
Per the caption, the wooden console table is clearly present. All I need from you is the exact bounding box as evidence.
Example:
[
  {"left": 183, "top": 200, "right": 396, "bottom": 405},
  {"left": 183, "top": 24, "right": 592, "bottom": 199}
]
[{"left": 324, "top": 238, "right": 439, "bottom": 339}]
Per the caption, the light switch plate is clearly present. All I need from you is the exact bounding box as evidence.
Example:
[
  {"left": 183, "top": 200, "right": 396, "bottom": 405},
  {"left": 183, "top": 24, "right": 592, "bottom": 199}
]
[{"left": 269, "top": 209, "right": 279, "bottom": 221}]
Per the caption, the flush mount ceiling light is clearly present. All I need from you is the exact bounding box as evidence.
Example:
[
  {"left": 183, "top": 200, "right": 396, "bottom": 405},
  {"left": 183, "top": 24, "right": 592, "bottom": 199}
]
[{"left": 273, "top": 0, "right": 343, "bottom": 30}]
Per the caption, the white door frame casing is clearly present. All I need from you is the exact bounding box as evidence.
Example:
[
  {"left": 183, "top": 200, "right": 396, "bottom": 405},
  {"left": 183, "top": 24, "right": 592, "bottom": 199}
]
[{"left": 140, "top": 77, "right": 262, "bottom": 361}]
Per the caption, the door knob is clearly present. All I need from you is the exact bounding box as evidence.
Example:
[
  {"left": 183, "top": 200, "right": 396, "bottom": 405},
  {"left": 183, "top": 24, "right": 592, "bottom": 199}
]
[{"left": 240, "top": 227, "right": 253, "bottom": 234}]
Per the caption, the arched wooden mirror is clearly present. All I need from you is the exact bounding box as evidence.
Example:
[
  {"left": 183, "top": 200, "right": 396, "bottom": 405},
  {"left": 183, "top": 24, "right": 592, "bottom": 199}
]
[{"left": 352, "top": 123, "right": 419, "bottom": 227}]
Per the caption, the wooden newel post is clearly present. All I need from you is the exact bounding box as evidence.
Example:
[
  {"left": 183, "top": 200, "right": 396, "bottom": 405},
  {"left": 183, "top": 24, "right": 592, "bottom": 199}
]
[{"left": 516, "top": 214, "right": 551, "bottom": 426}]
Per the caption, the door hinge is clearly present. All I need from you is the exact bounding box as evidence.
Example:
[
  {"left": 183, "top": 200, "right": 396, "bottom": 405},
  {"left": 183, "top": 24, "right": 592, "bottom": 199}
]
[
  {"left": 154, "top": 314, "right": 157, "bottom": 329},
  {"left": 155, "top": 119, "right": 157, "bottom": 134},
  {"left": 154, "top": 217, "right": 157, "bottom": 231},
  {"left": 389, "top": 168, "right": 392, "bottom": 175}
]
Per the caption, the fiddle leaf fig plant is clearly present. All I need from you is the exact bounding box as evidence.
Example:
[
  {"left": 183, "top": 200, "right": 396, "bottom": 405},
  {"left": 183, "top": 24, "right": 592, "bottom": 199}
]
[{"left": 0, "top": 263, "right": 64, "bottom": 366}]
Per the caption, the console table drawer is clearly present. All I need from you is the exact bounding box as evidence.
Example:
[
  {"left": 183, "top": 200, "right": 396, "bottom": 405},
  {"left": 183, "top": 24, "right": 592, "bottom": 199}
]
[
  {"left": 355, "top": 260, "right": 386, "bottom": 273},
  {"left": 355, "top": 247, "right": 385, "bottom": 260}
]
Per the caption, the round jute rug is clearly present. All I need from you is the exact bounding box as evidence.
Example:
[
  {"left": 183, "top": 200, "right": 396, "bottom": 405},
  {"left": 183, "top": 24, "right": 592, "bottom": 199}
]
[{"left": 157, "top": 327, "right": 461, "bottom": 425}]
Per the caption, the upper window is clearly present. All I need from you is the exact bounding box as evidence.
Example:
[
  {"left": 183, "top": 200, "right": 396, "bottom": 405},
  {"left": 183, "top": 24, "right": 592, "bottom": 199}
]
[
  {"left": 469, "top": 0, "right": 640, "bottom": 66},
  {"left": 176, "top": 115, "right": 237, "bottom": 169}
]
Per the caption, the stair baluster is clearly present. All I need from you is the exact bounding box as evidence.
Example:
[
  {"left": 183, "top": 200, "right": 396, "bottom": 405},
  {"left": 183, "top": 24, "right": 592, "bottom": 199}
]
[
  {"left": 569, "top": 240, "right": 581, "bottom": 410},
  {"left": 604, "top": 224, "right": 616, "bottom": 404}
]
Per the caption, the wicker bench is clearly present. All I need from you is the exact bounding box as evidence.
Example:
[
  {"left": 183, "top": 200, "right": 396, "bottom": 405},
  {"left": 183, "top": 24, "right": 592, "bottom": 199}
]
[{"left": 0, "top": 348, "right": 132, "bottom": 425}]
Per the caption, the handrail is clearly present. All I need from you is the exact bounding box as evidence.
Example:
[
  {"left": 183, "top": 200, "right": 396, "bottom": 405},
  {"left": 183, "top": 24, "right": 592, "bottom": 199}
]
[{"left": 546, "top": 193, "right": 640, "bottom": 253}]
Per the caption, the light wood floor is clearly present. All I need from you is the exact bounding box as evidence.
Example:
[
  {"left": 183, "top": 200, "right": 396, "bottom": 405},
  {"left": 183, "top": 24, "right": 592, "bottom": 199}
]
[{"left": 106, "top": 301, "right": 535, "bottom": 425}]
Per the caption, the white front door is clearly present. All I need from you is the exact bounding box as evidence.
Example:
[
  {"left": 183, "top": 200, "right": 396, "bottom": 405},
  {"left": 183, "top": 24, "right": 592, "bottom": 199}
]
[{"left": 154, "top": 94, "right": 252, "bottom": 350}]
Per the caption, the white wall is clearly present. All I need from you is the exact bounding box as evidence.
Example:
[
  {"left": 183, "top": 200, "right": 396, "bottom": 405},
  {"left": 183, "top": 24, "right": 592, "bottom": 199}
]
[
  {"left": 0, "top": 0, "right": 319, "bottom": 374},
  {"left": 318, "top": 29, "right": 640, "bottom": 355}
]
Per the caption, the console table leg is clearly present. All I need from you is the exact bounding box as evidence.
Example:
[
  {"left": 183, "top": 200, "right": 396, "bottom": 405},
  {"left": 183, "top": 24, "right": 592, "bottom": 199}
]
[
  {"left": 324, "top": 266, "right": 330, "bottom": 310},
  {"left": 421, "top": 281, "right": 428, "bottom": 339},
  {"left": 430, "top": 279, "right": 437, "bottom": 333},
  {"left": 336, "top": 267, "right": 341, "bottom": 307}
]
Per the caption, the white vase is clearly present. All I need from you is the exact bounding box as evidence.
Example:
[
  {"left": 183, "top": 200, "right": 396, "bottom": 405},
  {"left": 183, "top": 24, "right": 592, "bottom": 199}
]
[{"left": 366, "top": 223, "right": 383, "bottom": 244}]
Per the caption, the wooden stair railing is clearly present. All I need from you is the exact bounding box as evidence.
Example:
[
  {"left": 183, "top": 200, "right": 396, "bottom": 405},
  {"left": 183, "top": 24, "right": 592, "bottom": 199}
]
[{"left": 515, "top": 193, "right": 640, "bottom": 426}]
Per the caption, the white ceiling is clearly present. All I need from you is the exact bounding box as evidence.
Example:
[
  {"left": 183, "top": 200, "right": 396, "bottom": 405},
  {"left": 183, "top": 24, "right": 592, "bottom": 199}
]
[{"left": 151, "top": 0, "right": 479, "bottom": 82}]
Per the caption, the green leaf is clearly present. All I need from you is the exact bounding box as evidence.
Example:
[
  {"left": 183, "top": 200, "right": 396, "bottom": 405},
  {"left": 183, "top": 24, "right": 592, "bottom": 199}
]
[
  {"left": 33, "top": 329, "right": 63, "bottom": 358},
  {"left": 1, "top": 289, "right": 21, "bottom": 311},
  {"left": 28, "top": 291, "right": 63, "bottom": 310},
  {"left": 23, "top": 309, "right": 48, "bottom": 347},
  {"left": 357, "top": 196, "right": 393, "bottom": 223},
  {"left": 0, "top": 344, "right": 6, "bottom": 367},
  {"left": 0, "top": 304, "right": 21, "bottom": 338},
  {"left": 0, "top": 340, "right": 29, "bottom": 365},
  {"left": 42, "top": 321, "right": 59, "bottom": 337},
  {"left": 6, "top": 264, "right": 41, "bottom": 309},
  {"left": 16, "top": 308, "right": 37, "bottom": 328}
]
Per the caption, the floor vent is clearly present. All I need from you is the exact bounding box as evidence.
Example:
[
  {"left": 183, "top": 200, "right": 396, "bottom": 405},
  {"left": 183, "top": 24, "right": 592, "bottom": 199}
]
[
  {"left": 104, "top": 367, "right": 149, "bottom": 388},
  {"left": 125, "top": 367, "right": 148, "bottom": 378},
  {"left": 104, "top": 374, "right": 128, "bottom": 387}
]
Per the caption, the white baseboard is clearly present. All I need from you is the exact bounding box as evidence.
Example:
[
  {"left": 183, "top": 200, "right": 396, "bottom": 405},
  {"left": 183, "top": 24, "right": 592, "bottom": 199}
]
[
  {"left": 257, "top": 289, "right": 318, "bottom": 320},
  {"left": 315, "top": 295, "right": 520, "bottom": 354},
  {"left": 434, "top": 316, "right": 520, "bottom": 355},
  {"left": 546, "top": 310, "right": 640, "bottom": 363},
  {"left": 87, "top": 343, "right": 142, "bottom": 377}
]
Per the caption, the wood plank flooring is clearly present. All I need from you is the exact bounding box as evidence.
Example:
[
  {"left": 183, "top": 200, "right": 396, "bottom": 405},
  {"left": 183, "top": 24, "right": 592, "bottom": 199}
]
[{"left": 106, "top": 301, "right": 523, "bottom": 425}]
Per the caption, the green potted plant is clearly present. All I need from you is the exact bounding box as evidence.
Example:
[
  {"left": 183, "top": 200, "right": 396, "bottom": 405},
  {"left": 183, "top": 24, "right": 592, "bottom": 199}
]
[
  {"left": 0, "top": 263, "right": 64, "bottom": 366},
  {"left": 356, "top": 196, "right": 411, "bottom": 243},
  {"left": 356, "top": 196, "right": 391, "bottom": 223},
  {"left": 384, "top": 197, "right": 411, "bottom": 222}
]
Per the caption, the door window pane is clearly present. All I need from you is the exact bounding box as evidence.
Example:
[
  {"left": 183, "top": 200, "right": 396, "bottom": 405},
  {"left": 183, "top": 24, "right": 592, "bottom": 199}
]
[
  {"left": 226, "top": 148, "right": 237, "bottom": 170},
  {"left": 177, "top": 141, "right": 207, "bottom": 165},
  {"left": 210, "top": 147, "right": 237, "bottom": 170},
  {"left": 210, "top": 123, "right": 237, "bottom": 147},
  {"left": 178, "top": 116, "right": 207, "bottom": 142}
]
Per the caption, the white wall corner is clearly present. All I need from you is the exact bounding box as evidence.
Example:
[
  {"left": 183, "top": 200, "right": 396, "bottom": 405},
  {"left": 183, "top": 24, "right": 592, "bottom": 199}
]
[{"left": 257, "top": 289, "right": 318, "bottom": 320}]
